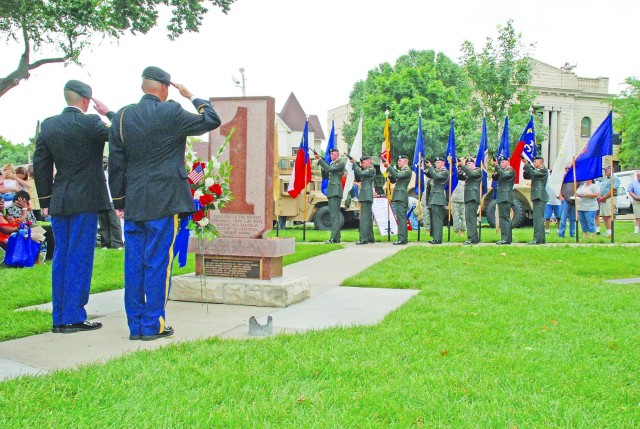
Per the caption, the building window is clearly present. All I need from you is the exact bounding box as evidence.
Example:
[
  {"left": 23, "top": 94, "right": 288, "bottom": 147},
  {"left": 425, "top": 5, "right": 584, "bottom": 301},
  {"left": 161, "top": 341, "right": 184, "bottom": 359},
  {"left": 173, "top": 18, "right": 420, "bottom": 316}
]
[{"left": 580, "top": 117, "right": 591, "bottom": 138}]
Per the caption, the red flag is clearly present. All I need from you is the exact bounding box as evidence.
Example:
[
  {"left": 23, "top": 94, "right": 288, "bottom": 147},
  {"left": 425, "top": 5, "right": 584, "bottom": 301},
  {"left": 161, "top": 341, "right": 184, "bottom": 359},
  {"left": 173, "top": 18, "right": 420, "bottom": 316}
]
[{"left": 287, "top": 146, "right": 311, "bottom": 198}]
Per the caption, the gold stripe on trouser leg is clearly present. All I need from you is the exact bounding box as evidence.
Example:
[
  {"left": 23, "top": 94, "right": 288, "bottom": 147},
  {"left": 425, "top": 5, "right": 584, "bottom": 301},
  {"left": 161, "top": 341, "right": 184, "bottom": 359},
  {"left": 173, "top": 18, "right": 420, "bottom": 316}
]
[{"left": 158, "top": 214, "right": 179, "bottom": 333}]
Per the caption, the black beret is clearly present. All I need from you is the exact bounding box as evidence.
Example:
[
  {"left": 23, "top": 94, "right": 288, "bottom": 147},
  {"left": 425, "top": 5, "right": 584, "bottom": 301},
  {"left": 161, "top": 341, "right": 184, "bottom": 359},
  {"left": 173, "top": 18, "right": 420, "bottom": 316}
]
[
  {"left": 64, "top": 80, "right": 92, "bottom": 99},
  {"left": 398, "top": 155, "right": 408, "bottom": 160},
  {"left": 142, "top": 66, "right": 171, "bottom": 86},
  {"left": 498, "top": 156, "right": 508, "bottom": 162},
  {"left": 465, "top": 158, "right": 475, "bottom": 163},
  {"left": 360, "top": 156, "right": 371, "bottom": 162},
  {"left": 329, "top": 148, "right": 339, "bottom": 153},
  {"left": 434, "top": 156, "right": 445, "bottom": 162},
  {"left": 533, "top": 156, "right": 544, "bottom": 161}
]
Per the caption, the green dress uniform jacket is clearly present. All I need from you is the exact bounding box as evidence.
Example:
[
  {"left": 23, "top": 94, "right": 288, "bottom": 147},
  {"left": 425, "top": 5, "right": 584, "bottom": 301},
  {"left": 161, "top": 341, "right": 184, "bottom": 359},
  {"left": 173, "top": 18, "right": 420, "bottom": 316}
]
[
  {"left": 460, "top": 165, "right": 483, "bottom": 243},
  {"left": 387, "top": 164, "right": 412, "bottom": 243},
  {"left": 317, "top": 157, "right": 346, "bottom": 241},
  {"left": 353, "top": 163, "right": 376, "bottom": 242},
  {"left": 495, "top": 164, "right": 515, "bottom": 243},
  {"left": 317, "top": 158, "right": 346, "bottom": 198},
  {"left": 426, "top": 166, "right": 448, "bottom": 242},
  {"left": 523, "top": 162, "right": 549, "bottom": 243}
]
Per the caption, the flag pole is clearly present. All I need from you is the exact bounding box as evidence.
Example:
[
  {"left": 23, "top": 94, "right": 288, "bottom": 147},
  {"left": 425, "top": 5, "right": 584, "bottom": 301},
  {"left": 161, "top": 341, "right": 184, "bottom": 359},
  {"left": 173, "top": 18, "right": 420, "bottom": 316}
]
[
  {"left": 385, "top": 109, "right": 392, "bottom": 242},
  {"left": 478, "top": 173, "right": 483, "bottom": 242},
  {"left": 610, "top": 155, "right": 615, "bottom": 243},
  {"left": 302, "top": 168, "right": 307, "bottom": 242},
  {"left": 447, "top": 155, "right": 452, "bottom": 242},
  {"left": 417, "top": 152, "right": 423, "bottom": 242},
  {"left": 572, "top": 156, "right": 579, "bottom": 243}
]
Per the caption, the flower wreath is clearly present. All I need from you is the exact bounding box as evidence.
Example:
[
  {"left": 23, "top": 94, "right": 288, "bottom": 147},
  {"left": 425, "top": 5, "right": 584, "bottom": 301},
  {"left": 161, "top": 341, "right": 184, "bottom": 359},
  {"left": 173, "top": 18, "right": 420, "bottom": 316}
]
[{"left": 184, "top": 130, "right": 234, "bottom": 241}]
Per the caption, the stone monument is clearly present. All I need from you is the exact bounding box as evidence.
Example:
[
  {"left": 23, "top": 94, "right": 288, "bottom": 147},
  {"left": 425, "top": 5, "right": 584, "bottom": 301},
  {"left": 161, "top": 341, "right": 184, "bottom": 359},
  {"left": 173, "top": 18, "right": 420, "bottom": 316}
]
[{"left": 170, "top": 97, "right": 310, "bottom": 307}]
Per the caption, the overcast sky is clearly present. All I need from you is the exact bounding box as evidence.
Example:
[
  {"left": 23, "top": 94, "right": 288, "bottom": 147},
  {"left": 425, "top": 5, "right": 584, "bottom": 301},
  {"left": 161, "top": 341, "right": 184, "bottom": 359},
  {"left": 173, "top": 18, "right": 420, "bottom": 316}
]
[{"left": 0, "top": 0, "right": 637, "bottom": 146}]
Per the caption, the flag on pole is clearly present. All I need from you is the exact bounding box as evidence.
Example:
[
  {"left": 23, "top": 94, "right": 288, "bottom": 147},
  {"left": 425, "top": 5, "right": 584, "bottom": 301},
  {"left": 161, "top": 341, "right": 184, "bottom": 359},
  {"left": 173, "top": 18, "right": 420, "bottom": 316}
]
[
  {"left": 322, "top": 120, "right": 336, "bottom": 195},
  {"left": 476, "top": 116, "right": 489, "bottom": 196},
  {"left": 343, "top": 115, "right": 363, "bottom": 201},
  {"left": 380, "top": 115, "right": 392, "bottom": 175},
  {"left": 445, "top": 119, "right": 458, "bottom": 193},
  {"left": 497, "top": 115, "right": 510, "bottom": 159},
  {"left": 510, "top": 115, "right": 536, "bottom": 184},
  {"left": 287, "top": 119, "right": 312, "bottom": 198},
  {"left": 548, "top": 113, "right": 576, "bottom": 196},
  {"left": 563, "top": 111, "right": 613, "bottom": 183},
  {"left": 412, "top": 115, "right": 426, "bottom": 195}
]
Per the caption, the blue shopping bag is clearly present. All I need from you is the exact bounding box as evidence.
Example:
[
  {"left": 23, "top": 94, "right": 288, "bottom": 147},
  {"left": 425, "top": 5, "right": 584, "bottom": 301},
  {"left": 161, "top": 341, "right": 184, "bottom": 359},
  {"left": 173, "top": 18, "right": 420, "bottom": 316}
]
[{"left": 5, "top": 226, "right": 41, "bottom": 268}]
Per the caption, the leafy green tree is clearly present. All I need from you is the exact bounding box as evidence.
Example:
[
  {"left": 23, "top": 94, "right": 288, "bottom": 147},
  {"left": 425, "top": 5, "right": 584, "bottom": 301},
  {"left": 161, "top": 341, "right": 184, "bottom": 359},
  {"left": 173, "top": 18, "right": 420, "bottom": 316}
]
[
  {"left": 0, "top": 0, "right": 235, "bottom": 98},
  {"left": 0, "top": 135, "right": 29, "bottom": 165},
  {"left": 460, "top": 19, "right": 540, "bottom": 153},
  {"left": 342, "top": 50, "right": 477, "bottom": 160},
  {"left": 614, "top": 77, "right": 640, "bottom": 169}
]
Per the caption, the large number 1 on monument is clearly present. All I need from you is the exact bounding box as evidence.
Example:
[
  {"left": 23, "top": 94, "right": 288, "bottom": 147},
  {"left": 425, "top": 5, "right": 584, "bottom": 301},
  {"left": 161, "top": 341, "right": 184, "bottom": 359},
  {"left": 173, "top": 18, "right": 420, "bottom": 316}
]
[{"left": 220, "top": 106, "right": 255, "bottom": 215}]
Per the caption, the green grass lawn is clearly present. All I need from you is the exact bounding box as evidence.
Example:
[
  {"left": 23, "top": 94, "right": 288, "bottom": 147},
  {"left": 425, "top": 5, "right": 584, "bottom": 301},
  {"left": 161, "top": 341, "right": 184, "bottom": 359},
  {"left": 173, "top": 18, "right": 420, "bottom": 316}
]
[
  {"left": 1, "top": 241, "right": 639, "bottom": 426},
  {"left": 270, "top": 218, "right": 640, "bottom": 245},
  {"left": 0, "top": 243, "right": 340, "bottom": 341}
]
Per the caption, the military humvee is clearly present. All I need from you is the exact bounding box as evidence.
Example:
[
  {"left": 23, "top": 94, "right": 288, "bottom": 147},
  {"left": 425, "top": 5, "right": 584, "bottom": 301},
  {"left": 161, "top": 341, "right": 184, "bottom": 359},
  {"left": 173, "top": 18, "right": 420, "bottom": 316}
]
[
  {"left": 481, "top": 181, "right": 534, "bottom": 228},
  {"left": 275, "top": 157, "right": 361, "bottom": 230}
]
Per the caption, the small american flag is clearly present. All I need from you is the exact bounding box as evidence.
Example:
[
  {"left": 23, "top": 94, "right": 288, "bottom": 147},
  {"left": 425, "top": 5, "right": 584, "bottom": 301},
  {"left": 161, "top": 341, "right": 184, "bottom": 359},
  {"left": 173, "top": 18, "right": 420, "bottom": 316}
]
[{"left": 188, "top": 164, "right": 204, "bottom": 184}]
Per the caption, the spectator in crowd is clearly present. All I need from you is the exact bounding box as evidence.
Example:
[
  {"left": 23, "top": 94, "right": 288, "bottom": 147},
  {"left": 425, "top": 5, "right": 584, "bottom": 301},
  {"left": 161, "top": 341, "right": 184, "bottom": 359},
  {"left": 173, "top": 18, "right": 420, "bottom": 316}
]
[
  {"left": 598, "top": 166, "right": 619, "bottom": 236},
  {"left": 6, "top": 190, "right": 37, "bottom": 224},
  {"left": 544, "top": 173, "right": 562, "bottom": 235},
  {"left": 1, "top": 164, "right": 21, "bottom": 205},
  {"left": 558, "top": 166, "right": 577, "bottom": 238},
  {"left": 627, "top": 170, "right": 640, "bottom": 234},
  {"left": 576, "top": 179, "right": 600, "bottom": 239},
  {"left": 26, "top": 165, "right": 43, "bottom": 221},
  {"left": 0, "top": 195, "right": 4, "bottom": 216}
]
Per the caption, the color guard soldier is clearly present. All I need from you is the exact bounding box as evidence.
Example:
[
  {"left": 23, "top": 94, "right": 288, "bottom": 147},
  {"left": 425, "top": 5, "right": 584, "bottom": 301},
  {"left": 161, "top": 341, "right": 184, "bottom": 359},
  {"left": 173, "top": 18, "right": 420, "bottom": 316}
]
[
  {"left": 382, "top": 155, "right": 412, "bottom": 245},
  {"left": 523, "top": 155, "right": 549, "bottom": 244},
  {"left": 315, "top": 148, "right": 346, "bottom": 243},
  {"left": 350, "top": 155, "right": 376, "bottom": 244},
  {"left": 492, "top": 156, "right": 515, "bottom": 245},
  {"left": 459, "top": 157, "right": 482, "bottom": 245},
  {"left": 425, "top": 156, "right": 448, "bottom": 244}
]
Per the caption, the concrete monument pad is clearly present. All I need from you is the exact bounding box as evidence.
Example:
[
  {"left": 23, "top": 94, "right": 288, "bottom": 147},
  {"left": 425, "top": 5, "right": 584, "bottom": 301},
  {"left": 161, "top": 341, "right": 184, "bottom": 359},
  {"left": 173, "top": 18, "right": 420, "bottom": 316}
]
[{"left": 170, "top": 274, "right": 310, "bottom": 308}]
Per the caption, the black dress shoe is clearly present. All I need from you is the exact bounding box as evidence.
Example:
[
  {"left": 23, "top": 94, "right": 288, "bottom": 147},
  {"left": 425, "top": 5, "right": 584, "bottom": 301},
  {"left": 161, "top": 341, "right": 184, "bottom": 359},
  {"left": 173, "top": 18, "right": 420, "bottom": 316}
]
[
  {"left": 141, "top": 326, "right": 174, "bottom": 341},
  {"left": 392, "top": 240, "right": 408, "bottom": 245},
  {"left": 129, "top": 334, "right": 141, "bottom": 340},
  {"left": 463, "top": 240, "right": 473, "bottom": 245},
  {"left": 428, "top": 240, "right": 442, "bottom": 245},
  {"left": 52, "top": 325, "right": 61, "bottom": 333},
  {"left": 496, "top": 240, "right": 511, "bottom": 245},
  {"left": 324, "top": 239, "right": 340, "bottom": 244},
  {"left": 355, "top": 240, "right": 368, "bottom": 245},
  {"left": 59, "top": 320, "right": 102, "bottom": 333}
]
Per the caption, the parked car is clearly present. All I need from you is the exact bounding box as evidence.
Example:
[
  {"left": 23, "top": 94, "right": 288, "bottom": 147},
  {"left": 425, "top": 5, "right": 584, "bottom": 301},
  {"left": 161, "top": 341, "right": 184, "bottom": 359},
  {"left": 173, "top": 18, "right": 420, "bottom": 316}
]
[{"left": 616, "top": 186, "right": 632, "bottom": 215}]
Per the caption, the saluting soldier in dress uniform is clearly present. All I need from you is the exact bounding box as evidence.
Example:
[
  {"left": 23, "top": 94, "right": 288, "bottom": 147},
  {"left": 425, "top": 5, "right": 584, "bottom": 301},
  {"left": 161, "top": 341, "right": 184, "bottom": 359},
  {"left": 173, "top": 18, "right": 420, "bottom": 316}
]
[
  {"left": 425, "top": 157, "right": 448, "bottom": 244},
  {"left": 523, "top": 155, "right": 549, "bottom": 244},
  {"left": 492, "top": 156, "right": 516, "bottom": 245},
  {"left": 350, "top": 155, "right": 376, "bottom": 244},
  {"left": 34, "top": 80, "right": 114, "bottom": 334},
  {"left": 315, "top": 148, "right": 346, "bottom": 243},
  {"left": 109, "top": 67, "right": 221, "bottom": 341},
  {"left": 460, "top": 157, "right": 482, "bottom": 245},
  {"left": 382, "top": 155, "right": 412, "bottom": 245}
]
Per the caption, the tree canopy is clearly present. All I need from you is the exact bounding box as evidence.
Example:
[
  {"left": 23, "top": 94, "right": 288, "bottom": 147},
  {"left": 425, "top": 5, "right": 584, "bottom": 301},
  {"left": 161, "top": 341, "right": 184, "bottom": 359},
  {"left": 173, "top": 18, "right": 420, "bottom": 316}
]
[
  {"left": 614, "top": 77, "right": 640, "bottom": 169},
  {"left": 460, "top": 19, "right": 540, "bottom": 153},
  {"left": 0, "top": 135, "right": 29, "bottom": 165},
  {"left": 342, "top": 50, "right": 477, "bottom": 160},
  {"left": 0, "top": 0, "right": 235, "bottom": 98}
]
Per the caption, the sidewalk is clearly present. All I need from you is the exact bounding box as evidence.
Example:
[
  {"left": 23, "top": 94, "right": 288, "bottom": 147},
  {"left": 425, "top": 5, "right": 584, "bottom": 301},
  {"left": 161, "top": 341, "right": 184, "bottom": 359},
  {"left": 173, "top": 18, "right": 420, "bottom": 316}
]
[{"left": 0, "top": 242, "right": 418, "bottom": 381}]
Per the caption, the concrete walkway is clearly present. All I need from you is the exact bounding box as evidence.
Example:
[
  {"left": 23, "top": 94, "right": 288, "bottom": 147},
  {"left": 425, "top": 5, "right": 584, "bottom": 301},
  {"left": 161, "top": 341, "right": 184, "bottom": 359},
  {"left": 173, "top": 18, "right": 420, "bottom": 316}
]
[{"left": 0, "top": 242, "right": 418, "bottom": 381}]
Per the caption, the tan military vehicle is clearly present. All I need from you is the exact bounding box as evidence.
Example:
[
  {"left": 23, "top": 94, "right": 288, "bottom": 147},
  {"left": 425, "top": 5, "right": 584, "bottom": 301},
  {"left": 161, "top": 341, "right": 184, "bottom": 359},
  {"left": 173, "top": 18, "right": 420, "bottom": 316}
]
[
  {"left": 274, "top": 157, "right": 361, "bottom": 230},
  {"left": 481, "top": 181, "right": 533, "bottom": 228}
]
